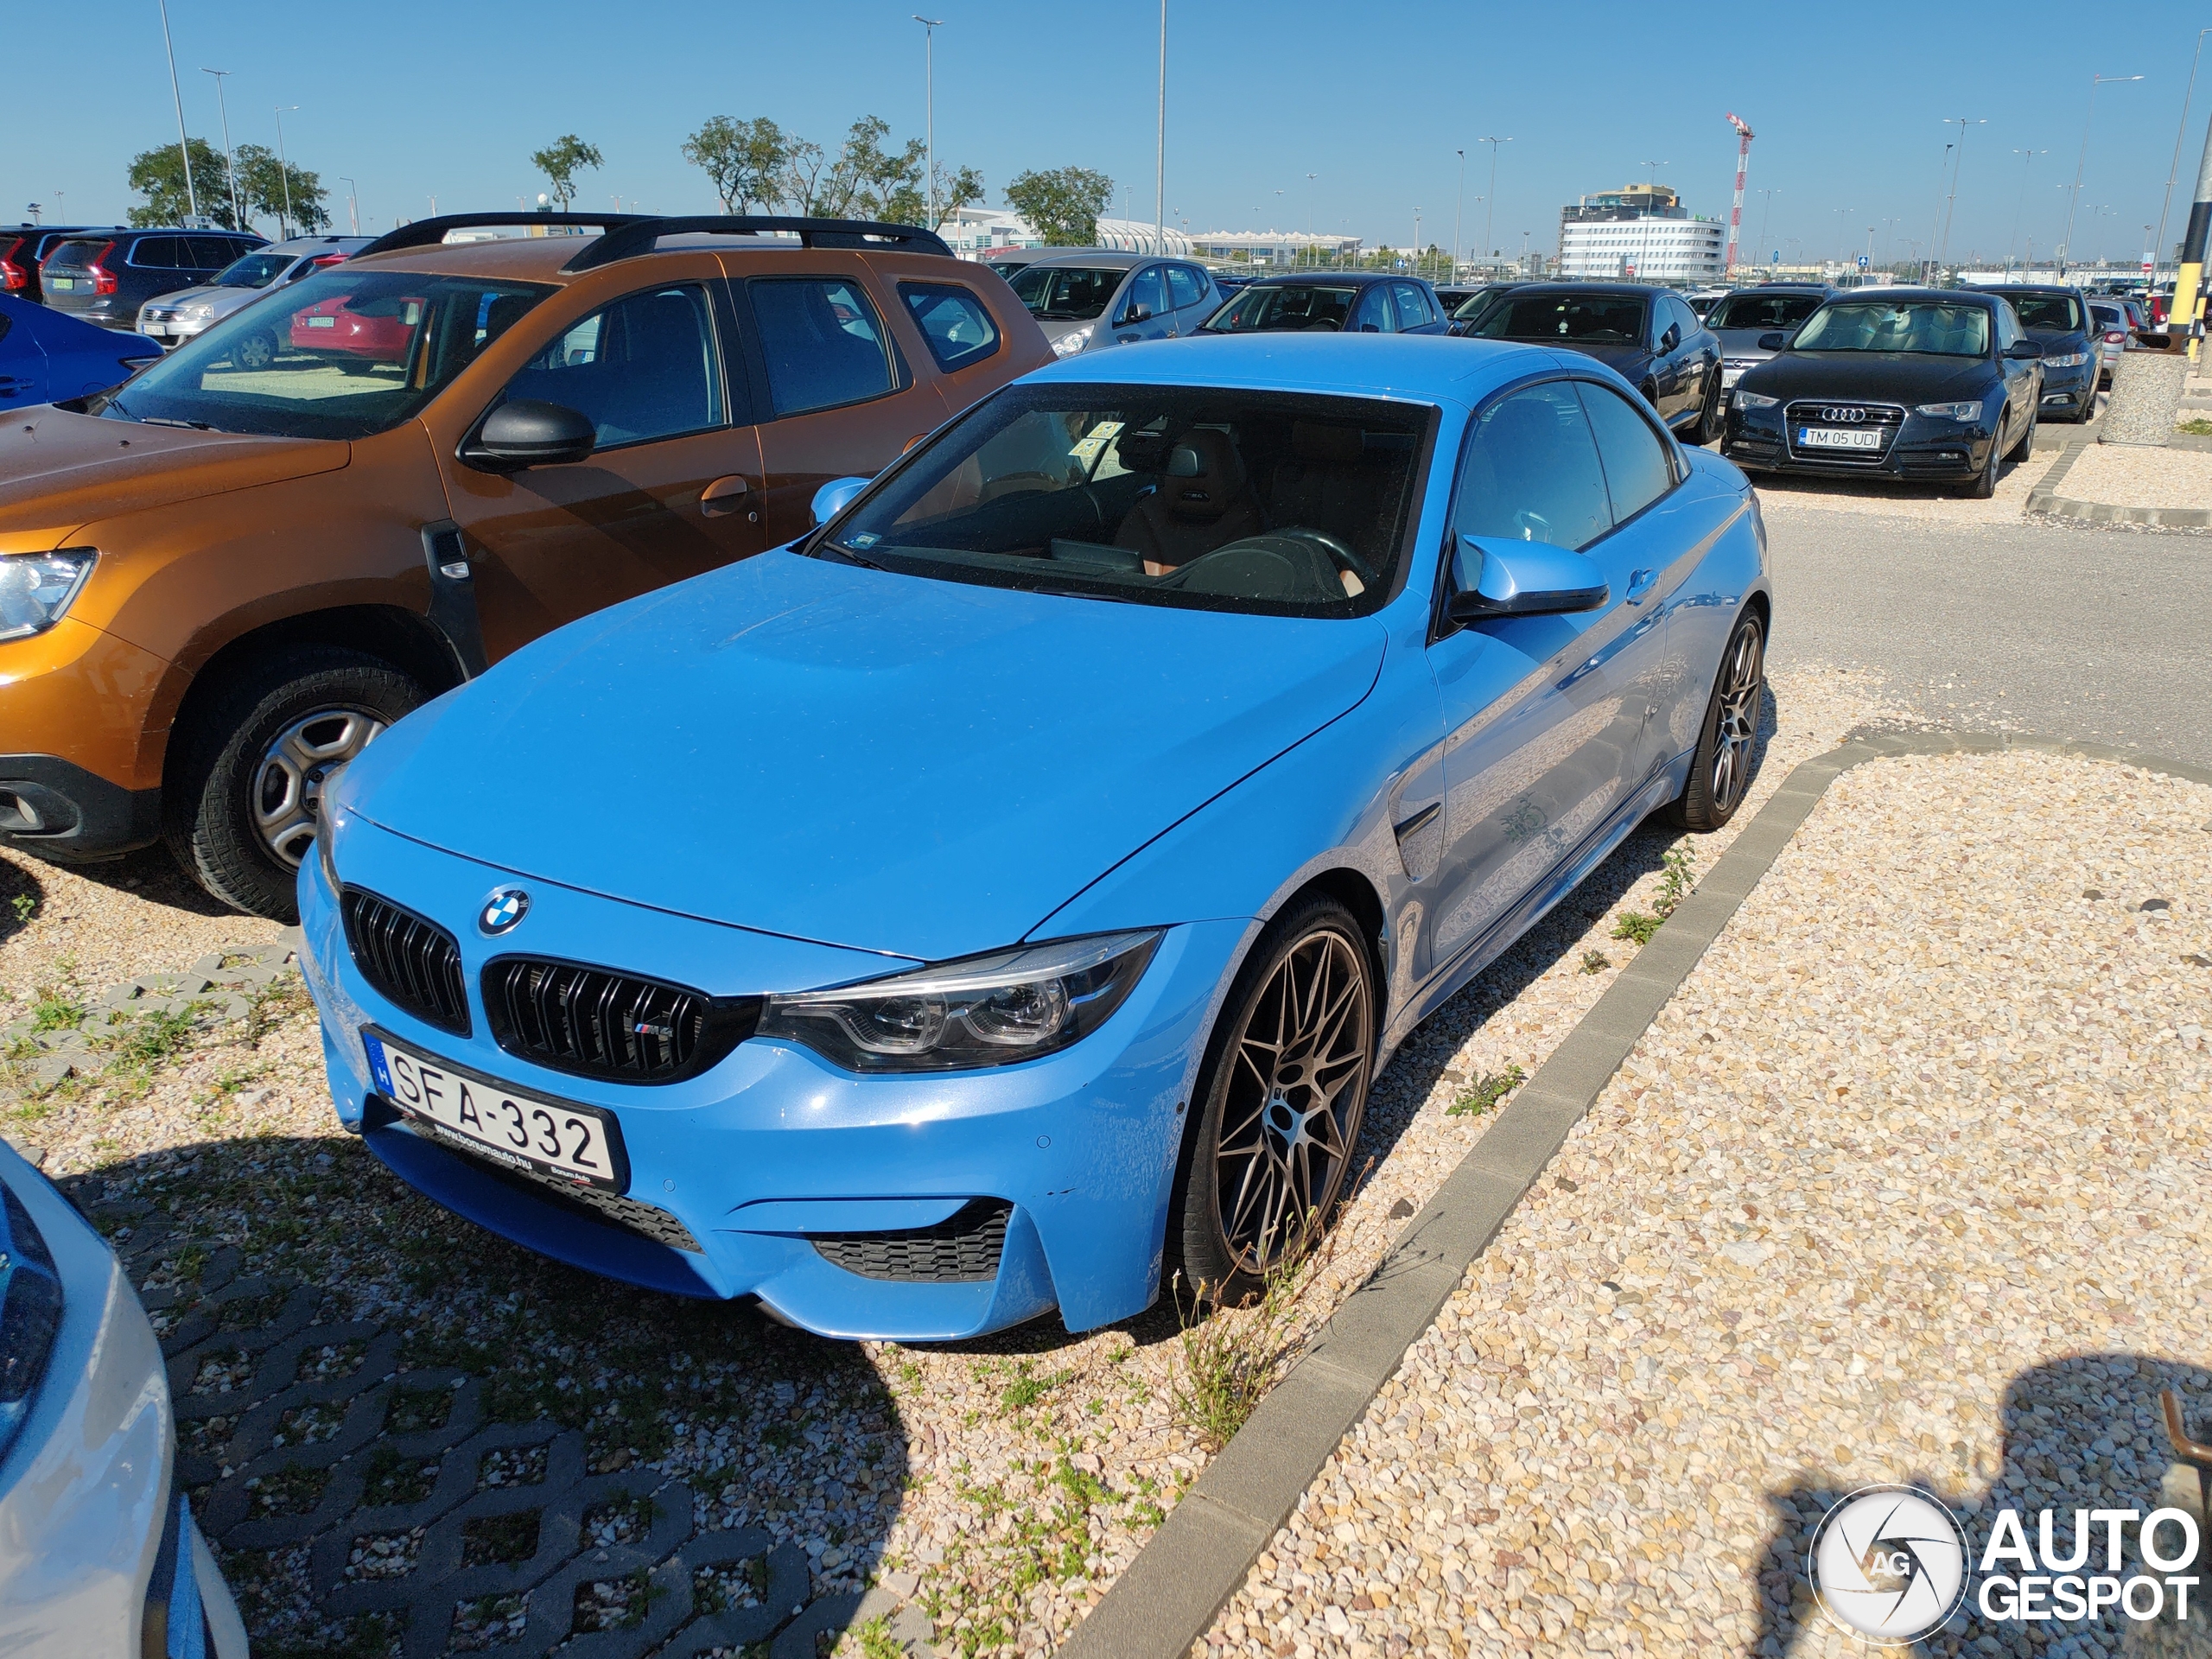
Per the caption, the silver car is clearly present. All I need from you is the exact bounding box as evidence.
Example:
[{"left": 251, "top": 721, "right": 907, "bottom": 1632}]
[
  {"left": 1007, "top": 251, "right": 1223, "bottom": 357},
  {"left": 0, "top": 1140, "right": 249, "bottom": 1658},
  {"left": 1705, "top": 283, "right": 1834, "bottom": 391},
  {"left": 2088, "top": 301, "right": 2130, "bottom": 387},
  {"left": 137, "top": 233, "right": 373, "bottom": 356}
]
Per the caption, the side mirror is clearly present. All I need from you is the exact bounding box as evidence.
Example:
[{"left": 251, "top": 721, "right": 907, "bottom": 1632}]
[
  {"left": 467, "top": 399, "right": 595, "bottom": 471},
  {"left": 1446, "top": 537, "right": 1609, "bottom": 623},
  {"left": 1122, "top": 302, "right": 1154, "bottom": 325},
  {"left": 2005, "top": 339, "right": 2044, "bottom": 359},
  {"left": 1660, "top": 325, "right": 1681, "bottom": 353},
  {"left": 810, "top": 475, "right": 869, "bottom": 527},
  {"left": 1756, "top": 331, "right": 1789, "bottom": 352}
]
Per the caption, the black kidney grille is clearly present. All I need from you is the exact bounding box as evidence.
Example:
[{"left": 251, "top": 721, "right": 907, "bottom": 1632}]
[
  {"left": 340, "top": 887, "right": 470, "bottom": 1036},
  {"left": 811, "top": 1200, "right": 1013, "bottom": 1283},
  {"left": 482, "top": 957, "right": 759, "bottom": 1084}
]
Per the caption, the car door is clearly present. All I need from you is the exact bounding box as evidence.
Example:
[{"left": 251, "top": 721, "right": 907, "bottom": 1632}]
[
  {"left": 0, "top": 312, "right": 45, "bottom": 409},
  {"left": 1390, "top": 283, "right": 1446, "bottom": 335},
  {"left": 1419, "top": 379, "right": 1665, "bottom": 977},
  {"left": 442, "top": 276, "right": 770, "bottom": 663},
  {"left": 1991, "top": 302, "right": 2037, "bottom": 442},
  {"left": 1649, "top": 296, "right": 1693, "bottom": 420},
  {"left": 1165, "top": 263, "right": 1214, "bottom": 335},
  {"left": 1110, "top": 264, "right": 1173, "bottom": 345},
  {"left": 1674, "top": 296, "right": 1718, "bottom": 416},
  {"left": 743, "top": 270, "right": 938, "bottom": 546},
  {"left": 1351, "top": 286, "right": 1393, "bottom": 333}
]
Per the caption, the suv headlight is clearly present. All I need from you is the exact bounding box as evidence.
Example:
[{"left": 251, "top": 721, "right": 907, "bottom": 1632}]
[
  {"left": 0, "top": 550, "right": 97, "bottom": 643},
  {"left": 1914, "top": 400, "right": 1985, "bottom": 421},
  {"left": 2043, "top": 351, "right": 2088, "bottom": 368},
  {"left": 1733, "top": 391, "right": 1780, "bottom": 410},
  {"left": 759, "top": 930, "right": 1160, "bottom": 1072},
  {"left": 0, "top": 1180, "right": 64, "bottom": 1469},
  {"left": 1051, "top": 327, "right": 1094, "bottom": 358}
]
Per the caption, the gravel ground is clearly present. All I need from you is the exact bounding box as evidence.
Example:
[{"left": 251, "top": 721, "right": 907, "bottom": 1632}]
[
  {"left": 0, "top": 663, "right": 1899, "bottom": 1657},
  {"left": 1198, "top": 748, "right": 2212, "bottom": 1659},
  {"left": 1749, "top": 451, "right": 2060, "bottom": 526},
  {"left": 2051, "top": 443, "right": 2212, "bottom": 511}
]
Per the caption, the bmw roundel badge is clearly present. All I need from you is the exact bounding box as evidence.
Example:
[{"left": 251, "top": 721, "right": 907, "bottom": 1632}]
[{"left": 479, "top": 888, "right": 530, "bottom": 936}]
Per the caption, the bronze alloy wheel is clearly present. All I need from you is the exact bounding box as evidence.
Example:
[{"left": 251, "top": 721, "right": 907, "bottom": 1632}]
[{"left": 1189, "top": 906, "right": 1375, "bottom": 1292}]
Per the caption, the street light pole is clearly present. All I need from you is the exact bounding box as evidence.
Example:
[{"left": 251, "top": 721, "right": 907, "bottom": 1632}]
[
  {"left": 2063, "top": 73, "right": 2144, "bottom": 276},
  {"left": 1938, "top": 117, "right": 1986, "bottom": 268},
  {"left": 274, "top": 106, "right": 300, "bottom": 238},
  {"left": 1453, "top": 149, "right": 1465, "bottom": 278},
  {"left": 201, "top": 70, "right": 242, "bottom": 231},
  {"left": 340, "top": 176, "right": 359, "bottom": 235},
  {"left": 2006, "top": 149, "right": 2047, "bottom": 271},
  {"left": 2153, "top": 30, "right": 2212, "bottom": 286},
  {"left": 156, "top": 0, "right": 199, "bottom": 220},
  {"left": 1925, "top": 142, "right": 1952, "bottom": 282},
  {"left": 912, "top": 16, "right": 942, "bottom": 230},
  {"left": 1477, "top": 137, "right": 1510, "bottom": 259},
  {"left": 1155, "top": 0, "right": 1166, "bottom": 249},
  {"left": 1756, "top": 188, "right": 1781, "bottom": 269}
]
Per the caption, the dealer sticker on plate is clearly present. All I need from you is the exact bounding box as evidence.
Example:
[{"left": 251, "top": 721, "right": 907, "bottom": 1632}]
[{"left": 363, "top": 1029, "right": 626, "bottom": 1191}]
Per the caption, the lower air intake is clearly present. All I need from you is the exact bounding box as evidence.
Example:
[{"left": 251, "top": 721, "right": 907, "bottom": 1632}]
[{"left": 810, "top": 1200, "right": 1012, "bottom": 1283}]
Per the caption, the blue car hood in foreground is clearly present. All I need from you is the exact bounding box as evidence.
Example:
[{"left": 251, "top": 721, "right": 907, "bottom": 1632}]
[{"left": 352, "top": 550, "right": 1387, "bottom": 963}]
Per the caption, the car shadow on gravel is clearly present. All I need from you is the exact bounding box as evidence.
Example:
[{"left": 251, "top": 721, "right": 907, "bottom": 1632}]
[
  {"left": 0, "top": 855, "right": 44, "bottom": 948},
  {"left": 1750, "top": 1352, "right": 2211, "bottom": 1656},
  {"left": 64, "top": 1129, "right": 906, "bottom": 1659}
]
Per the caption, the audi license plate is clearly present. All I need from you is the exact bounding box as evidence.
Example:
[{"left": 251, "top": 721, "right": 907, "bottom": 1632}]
[
  {"left": 363, "top": 1029, "right": 626, "bottom": 1191},
  {"left": 1797, "top": 426, "right": 1884, "bottom": 452}
]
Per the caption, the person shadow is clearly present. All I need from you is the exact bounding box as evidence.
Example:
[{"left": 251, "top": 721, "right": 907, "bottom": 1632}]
[{"left": 1751, "top": 1352, "right": 2212, "bottom": 1656}]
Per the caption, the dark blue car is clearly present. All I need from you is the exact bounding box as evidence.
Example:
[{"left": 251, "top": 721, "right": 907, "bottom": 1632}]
[{"left": 0, "top": 295, "right": 161, "bottom": 411}]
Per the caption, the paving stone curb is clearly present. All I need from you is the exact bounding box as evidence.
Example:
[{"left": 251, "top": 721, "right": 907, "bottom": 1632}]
[
  {"left": 1059, "top": 727, "right": 2212, "bottom": 1659},
  {"left": 2024, "top": 435, "right": 2212, "bottom": 527}
]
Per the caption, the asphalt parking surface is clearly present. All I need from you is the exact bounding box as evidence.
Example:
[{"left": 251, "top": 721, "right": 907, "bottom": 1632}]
[{"left": 1762, "top": 505, "right": 2212, "bottom": 768}]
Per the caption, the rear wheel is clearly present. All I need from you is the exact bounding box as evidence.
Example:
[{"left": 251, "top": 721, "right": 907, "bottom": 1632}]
[
  {"left": 2004, "top": 404, "right": 2036, "bottom": 464},
  {"left": 1966, "top": 435, "right": 2000, "bottom": 499},
  {"left": 164, "top": 647, "right": 425, "bottom": 920},
  {"left": 1169, "top": 895, "right": 1376, "bottom": 1306},
  {"left": 231, "top": 329, "right": 276, "bottom": 372},
  {"left": 1691, "top": 373, "right": 1725, "bottom": 445},
  {"left": 1665, "top": 607, "right": 1764, "bottom": 833}
]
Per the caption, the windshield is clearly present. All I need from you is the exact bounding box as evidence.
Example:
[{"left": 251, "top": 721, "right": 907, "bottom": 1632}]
[
  {"left": 86, "top": 268, "right": 554, "bottom": 441},
  {"left": 1472, "top": 293, "right": 1647, "bottom": 343},
  {"left": 1706, "top": 291, "right": 1824, "bottom": 331},
  {"left": 211, "top": 251, "right": 294, "bottom": 289},
  {"left": 1793, "top": 301, "right": 1990, "bottom": 357},
  {"left": 1009, "top": 265, "right": 1123, "bottom": 321},
  {"left": 816, "top": 385, "right": 1430, "bottom": 618},
  {"left": 1450, "top": 287, "right": 1514, "bottom": 324},
  {"left": 1201, "top": 284, "right": 1359, "bottom": 333},
  {"left": 2000, "top": 292, "right": 2084, "bottom": 332}
]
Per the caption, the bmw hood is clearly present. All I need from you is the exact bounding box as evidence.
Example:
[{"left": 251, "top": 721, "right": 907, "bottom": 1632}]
[{"left": 347, "top": 550, "right": 1388, "bottom": 961}]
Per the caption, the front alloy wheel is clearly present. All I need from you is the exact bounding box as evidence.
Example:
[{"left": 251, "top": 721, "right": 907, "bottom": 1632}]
[{"left": 1173, "top": 898, "right": 1375, "bottom": 1303}]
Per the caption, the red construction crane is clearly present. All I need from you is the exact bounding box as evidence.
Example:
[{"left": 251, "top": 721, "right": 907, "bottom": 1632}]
[{"left": 1724, "top": 112, "right": 1755, "bottom": 275}]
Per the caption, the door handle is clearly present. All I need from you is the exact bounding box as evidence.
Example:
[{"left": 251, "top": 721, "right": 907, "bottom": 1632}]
[
  {"left": 1625, "top": 569, "right": 1658, "bottom": 605},
  {"left": 701, "top": 475, "right": 757, "bottom": 520}
]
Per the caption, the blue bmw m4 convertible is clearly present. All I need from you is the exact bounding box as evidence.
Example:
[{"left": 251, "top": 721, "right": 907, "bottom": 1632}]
[{"left": 301, "top": 335, "right": 1770, "bottom": 1341}]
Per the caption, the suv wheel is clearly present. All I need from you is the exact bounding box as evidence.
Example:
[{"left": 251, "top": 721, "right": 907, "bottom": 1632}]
[
  {"left": 165, "top": 647, "right": 425, "bottom": 921},
  {"left": 231, "top": 328, "right": 277, "bottom": 372}
]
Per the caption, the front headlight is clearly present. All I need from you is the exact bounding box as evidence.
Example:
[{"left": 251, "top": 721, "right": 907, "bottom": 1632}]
[
  {"left": 759, "top": 930, "right": 1160, "bottom": 1072},
  {"left": 2044, "top": 351, "right": 2088, "bottom": 368},
  {"left": 0, "top": 550, "right": 97, "bottom": 644},
  {"left": 0, "top": 1180, "right": 65, "bottom": 1469},
  {"left": 1914, "top": 400, "right": 1985, "bottom": 421},
  {"left": 1734, "top": 391, "right": 1780, "bottom": 410},
  {"left": 1050, "top": 327, "right": 1094, "bottom": 358}
]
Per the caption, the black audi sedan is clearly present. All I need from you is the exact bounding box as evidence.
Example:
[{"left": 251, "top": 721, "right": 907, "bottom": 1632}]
[
  {"left": 1721, "top": 288, "right": 2044, "bottom": 498},
  {"left": 1198, "top": 270, "right": 1452, "bottom": 334},
  {"left": 1459, "top": 282, "right": 1723, "bottom": 441},
  {"left": 1970, "top": 284, "right": 2099, "bottom": 423}
]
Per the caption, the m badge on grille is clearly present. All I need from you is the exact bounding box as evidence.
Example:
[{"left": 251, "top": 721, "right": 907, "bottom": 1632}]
[{"left": 479, "top": 888, "right": 531, "bottom": 936}]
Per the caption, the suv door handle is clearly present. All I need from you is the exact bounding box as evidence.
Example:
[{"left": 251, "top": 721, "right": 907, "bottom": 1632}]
[
  {"left": 701, "top": 475, "right": 757, "bottom": 520},
  {"left": 1625, "top": 569, "right": 1658, "bottom": 605}
]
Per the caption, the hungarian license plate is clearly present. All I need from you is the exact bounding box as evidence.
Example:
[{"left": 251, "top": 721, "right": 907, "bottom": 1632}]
[
  {"left": 304, "top": 315, "right": 335, "bottom": 327},
  {"left": 363, "top": 1029, "right": 626, "bottom": 1191},
  {"left": 1797, "top": 426, "right": 1883, "bottom": 452},
  {"left": 48, "top": 276, "right": 75, "bottom": 290}
]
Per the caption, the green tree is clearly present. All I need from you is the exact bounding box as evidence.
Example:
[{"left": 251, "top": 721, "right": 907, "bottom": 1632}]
[
  {"left": 682, "top": 116, "right": 791, "bottom": 213},
  {"left": 234, "top": 143, "right": 329, "bottom": 235},
  {"left": 928, "top": 163, "right": 985, "bottom": 231},
  {"left": 780, "top": 117, "right": 924, "bottom": 220},
  {"left": 125, "top": 137, "right": 243, "bottom": 230},
  {"left": 531, "top": 134, "right": 604, "bottom": 211},
  {"left": 1004, "top": 167, "right": 1114, "bottom": 246}
]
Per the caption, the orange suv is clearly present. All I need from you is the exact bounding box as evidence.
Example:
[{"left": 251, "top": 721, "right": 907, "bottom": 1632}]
[{"left": 0, "top": 213, "right": 1050, "bottom": 918}]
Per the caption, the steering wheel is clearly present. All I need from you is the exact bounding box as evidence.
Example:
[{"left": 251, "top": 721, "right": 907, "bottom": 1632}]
[{"left": 1280, "top": 525, "right": 1382, "bottom": 589}]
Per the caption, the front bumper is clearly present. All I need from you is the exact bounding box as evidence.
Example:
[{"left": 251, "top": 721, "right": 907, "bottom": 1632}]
[
  {"left": 0, "top": 617, "right": 172, "bottom": 861},
  {"left": 136, "top": 313, "right": 212, "bottom": 346},
  {"left": 299, "top": 813, "right": 1243, "bottom": 1342},
  {"left": 2038, "top": 362, "right": 2097, "bottom": 416},
  {"left": 1721, "top": 406, "right": 1993, "bottom": 481}
]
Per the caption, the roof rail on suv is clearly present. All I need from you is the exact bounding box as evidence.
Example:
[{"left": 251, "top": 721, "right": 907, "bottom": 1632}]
[{"left": 350, "top": 212, "right": 953, "bottom": 270}]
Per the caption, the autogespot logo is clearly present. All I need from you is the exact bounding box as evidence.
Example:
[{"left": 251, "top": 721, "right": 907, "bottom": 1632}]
[{"left": 1808, "top": 1485, "right": 1969, "bottom": 1643}]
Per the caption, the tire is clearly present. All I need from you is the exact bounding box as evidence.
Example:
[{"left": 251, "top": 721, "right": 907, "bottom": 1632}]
[
  {"left": 1691, "top": 373, "right": 1725, "bottom": 446},
  {"left": 1967, "top": 435, "right": 1999, "bottom": 499},
  {"left": 231, "top": 329, "right": 276, "bottom": 372},
  {"left": 2004, "top": 404, "right": 2036, "bottom": 464},
  {"left": 164, "top": 647, "right": 425, "bottom": 921},
  {"left": 1639, "top": 381, "right": 1662, "bottom": 416},
  {"left": 1167, "top": 894, "right": 1376, "bottom": 1306},
  {"left": 1664, "top": 607, "right": 1764, "bottom": 834}
]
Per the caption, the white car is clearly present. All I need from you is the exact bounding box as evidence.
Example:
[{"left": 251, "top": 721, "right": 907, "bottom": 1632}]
[
  {"left": 0, "top": 1139, "right": 249, "bottom": 1657},
  {"left": 137, "top": 234, "right": 372, "bottom": 351}
]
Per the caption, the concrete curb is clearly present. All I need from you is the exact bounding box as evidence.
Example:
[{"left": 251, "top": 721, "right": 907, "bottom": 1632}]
[
  {"left": 1058, "top": 728, "right": 2212, "bottom": 1659},
  {"left": 2025, "top": 434, "right": 2212, "bottom": 527}
]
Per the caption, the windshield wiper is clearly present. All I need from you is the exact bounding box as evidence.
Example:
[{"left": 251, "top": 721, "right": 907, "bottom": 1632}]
[
  {"left": 137, "top": 415, "right": 217, "bottom": 430},
  {"left": 817, "top": 539, "right": 885, "bottom": 570}
]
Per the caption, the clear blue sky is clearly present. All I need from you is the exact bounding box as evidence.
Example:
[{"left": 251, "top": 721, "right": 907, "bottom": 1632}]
[{"left": 10, "top": 0, "right": 2208, "bottom": 268}]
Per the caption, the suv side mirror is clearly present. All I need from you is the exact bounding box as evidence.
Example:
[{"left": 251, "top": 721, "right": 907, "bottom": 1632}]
[
  {"left": 2004, "top": 339, "right": 2044, "bottom": 359},
  {"left": 1446, "top": 536, "right": 1610, "bottom": 624},
  {"left": 466, "top": 399, "right": 595, "bottom": 471},
  {"left": 1756, "top": 331, "right": 1789, "bottom": 352}
]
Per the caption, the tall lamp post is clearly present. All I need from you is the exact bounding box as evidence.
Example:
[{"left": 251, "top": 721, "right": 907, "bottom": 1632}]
[
  {"left": 201, "top": 68, "right": 241, "bottom": 230},
  {"left": 2152, "top": 29, "right": 2212, "bottom": 286},
  {"left": 1925, "top": 142, "right": 1953, "bottom": 283},
  {"left": 1306, "top": 173, "right": 1317, "bottom": 266},
  {"left": 1476, "top": 137, "right": 1510, "bottom": 259},
  {"left": 156, "top": 0, "right": 199, "bottom": 220},
  {"left": 1154, "top": 0, "right": 1166, "bottom": 249},
  {"left": 1453, "top": 148, "right": 1465, "bottom": 278},
  {"left": 340, "top": 176, "right": 359, "bottom": 234},
  {"left": 2062, "top": 73, "right": 2144, "bottom": 276},
  {"left": 1756, "top": 187, "right": 1781, "bottom": 270},
  {"left": 273, "top": 105, "right": 300, "bottom": 238},
  {"left": 1938, "top": 116, "right": 1986, "bottom": 268},
  {"left": 912, "top": 16, "right": 943, "bottom": 230},
  {"left": 2007, "top": 149, "right": 2047, "bottom": 271}
]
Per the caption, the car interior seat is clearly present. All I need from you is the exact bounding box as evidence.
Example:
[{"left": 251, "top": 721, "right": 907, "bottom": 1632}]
[
  {"left": 1265, "top": 422, "right": 1377, "bottom": 549},
  {"left": 1112, "top": 428, "right": 1264, "bottom": 569}
]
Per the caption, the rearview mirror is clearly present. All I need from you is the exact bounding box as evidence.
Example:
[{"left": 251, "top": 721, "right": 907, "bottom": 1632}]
[
  {"left": 1756, "top": 331, "right": 1789, "bottom": 352},
  {"left": 810, "top": 475, "right": 870, "bottom": 527},
  {"left": 1446, "top": 537, "right": 1609, "bottom": 623},
  {"left": 465, "top": 399, "right": 595, "bottom": 471},
  {"left": 2004, "top": 339, "right": 2044, "bottom": 359}
]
